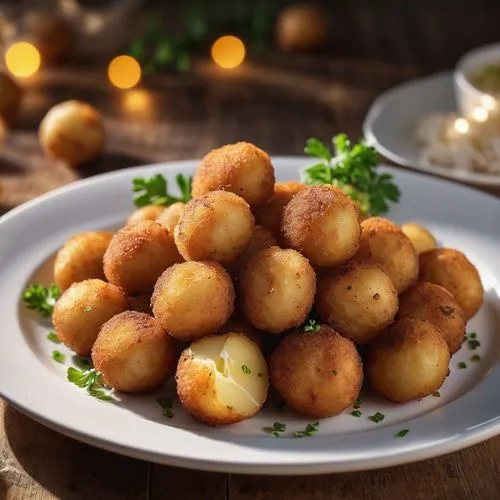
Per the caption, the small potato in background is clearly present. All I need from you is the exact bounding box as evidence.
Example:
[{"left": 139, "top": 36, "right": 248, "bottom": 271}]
[
  {"left": 104, "top": 221, "right": 181, "bottom": 295},
  {"left": 316, "top": 261, "right": 398, "bottom": 345},
  {"left": 239, "top": 247, "right": 316, "bottom": 334},
  {"left": 53, "top": 279, "right": 129, "bottom": 356},
  {"left": 401, "top": 222, "right": 437, "bottom": 255},
  {"left": 419, "top": 248, "right": 484, "bottom": 320},
  {"left": 192, "top": 142, "right": 275, "bottom": 208},
  {"left": 54, "top": 231, "right": 113, "bottom": 290},
  {"left": 227, "top": 225, "right": 277, "bottom": 277},
  {"left": 39, "top": 100, "right": 105, "bottom": 166},
  {"left": 270, "top": 325, "right": 362, "bottom": 418},
  {"left": 354, "top": 217, "right": 418, "bottom": 294},
  {"left": 92, "top": 311, "right": 176, "bottom": 393},
  {"left": 254, "top": 181, "right": 306, "bottom": 238},
  {"left": 176, "top": 333, "right": 269, "bottom": 425},
  {"left": 127, "top": 205, "right": 165, "bottom": 226},
  {"left": 398, "top": 282, "right": 466, "bottom": 354},
  {"left": 281, "top": 185, "right": 360, "bottom": 268},
  {"left": 152, "top": 261, "right": 235, "bottom": 341},
  {"left": 367, "top": 318, "right": 450, "bottom": 403},
  {"left": 156, "top": 202, "right": 185, "bottom": 232},
  {"left": 175, "top": 191, "right": 254, "bottom": 263}
]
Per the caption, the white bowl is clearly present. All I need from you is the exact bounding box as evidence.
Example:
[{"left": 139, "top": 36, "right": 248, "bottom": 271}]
[{"left": 454, "top": 42, "right": 500, "bottom": 117}]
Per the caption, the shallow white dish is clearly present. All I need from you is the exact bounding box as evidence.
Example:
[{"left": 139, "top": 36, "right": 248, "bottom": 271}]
[
  {"left": 1, "top": 158, "right": 500, "bottom": 475},
  {"left": 363, "top": 72, "right": 500, "bottom": 187}
]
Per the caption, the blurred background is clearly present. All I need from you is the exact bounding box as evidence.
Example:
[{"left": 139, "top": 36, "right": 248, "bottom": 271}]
[{"left": 0, "top": 0, "right": 499, "bottom": 212}]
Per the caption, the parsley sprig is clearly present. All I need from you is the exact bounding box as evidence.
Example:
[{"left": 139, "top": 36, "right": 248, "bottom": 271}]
[
  {"left": 264, "top": 421, "right": 286, "bottom": 437},
  {"left": 132, "top": 173, "right": 192, "bottom": 207},
  {"left": 294, "top": 422, "right": 320, "bottom": 438},
  {"left": 23, "top": 283, "right": 61, "bottom": 318},
  {"left": 303, "top": 319, "right": 320, "bottom": 333},
  {"left": 302, "top": 134, "right": 401, "bottom": 216},
  {"left": 67, "top": 367, "right": 114, "bottom": 401},
  {"left": 157, "top": 398, "right": 174, "bottom": 418}
]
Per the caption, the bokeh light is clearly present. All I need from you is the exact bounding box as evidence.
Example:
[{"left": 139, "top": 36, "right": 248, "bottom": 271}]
[
  {"left": 211, "top": 35, "right": 246, "bottom": 69},
  {"left": 481, "top": 94, "right": 496, "bottom": 111},
  {"left": 122, "top": 89, "right": 153, "bottom": 120},
  {"left": 5, "top": 42, "right": 41, "bottom": 78},
  {"left": 454, "top": 118, "right": 470, "bottom": 134},
  {"left": 107, "top": 55, "right": 142, "bottom": 90},
  {"left": 471, "top": 106, "right": 488, "bottom": 122}
]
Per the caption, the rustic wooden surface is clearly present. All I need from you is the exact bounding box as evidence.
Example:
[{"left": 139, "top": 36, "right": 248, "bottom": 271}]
[{"left": 2, "top": 3, "right": 500, "bottom": 496}]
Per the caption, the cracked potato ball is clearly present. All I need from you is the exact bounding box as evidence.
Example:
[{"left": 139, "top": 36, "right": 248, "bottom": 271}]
[
  {"left": 54, "top": 231, "right": 113, "bottom": 290},
  {"left": 281, "top": 185, "right": 361, "bottom": 267},
  {"left": 176, "top": 333, "right": 269, "bottom": 425},
  {"left": 239, "top": 246, "right": 316, "bottom": 334},
  {"left": 192, "top": 142, "right": 275, "bottom": 208},
  {"left": 152, "top": 261, "right": 235, "bottom": 341},
  {"left": 92, "top": 311, "right": 176, "bottom": 393},
  {"left": 270, "top": 325, "right": 363, "bottom": 417},
  {"left": 52, "top": 279, "right": 129, "bottom": 356}
]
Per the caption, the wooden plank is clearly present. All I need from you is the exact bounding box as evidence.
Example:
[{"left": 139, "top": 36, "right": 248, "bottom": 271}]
[
  {"left": 228, "top": 437, "right": 500, "bottom": 500},
  {"left": 0, "top": 399, "right": 149, "bottom": 500},
  {"left": 149, "top": 465, "right": 227, "bottom": 500}
]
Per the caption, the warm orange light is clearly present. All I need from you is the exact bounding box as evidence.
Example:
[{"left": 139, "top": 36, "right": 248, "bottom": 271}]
[
  {"left": 5, "top": 42, "right": 41, "bottom": 78},
  {"left": 211, "top": 35, "right": 246, "bottom": 69},
  {"left": 122, "top": 89, "right": 153, "bottom": 119},
  {"left": 107, "top": 55, "right": 141, "bottom": 90}
]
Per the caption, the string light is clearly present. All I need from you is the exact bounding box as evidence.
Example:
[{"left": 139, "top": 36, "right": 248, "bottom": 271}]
[
  {"left": 122, "top": 89, "right": 153, "bottom": 119},
  {"left": 211, "top": 35, "right": 246, "bottom": 69},
  {"left": 471, "top": 106, "right": 488, "bottom": 122},
  {"left": 107, "top": 55, "right": 141, "bottom": 90},
  {"left": 481, "top": 94, "right": 496, "bottom": 111},
  {"left": 5, "top": 42, "right": 41, "bottom": 78},
  {"left": 454, "top": 118, "right": 470, "bottom": 134}
]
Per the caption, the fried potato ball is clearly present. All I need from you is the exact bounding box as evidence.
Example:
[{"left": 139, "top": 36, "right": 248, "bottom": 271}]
[
  {"left": 401, "top": 222, "right": 437, "bottom": 255},
  {"left": 103, "top": 220, "right": 181, "bottom": 295},
  {"left": 52, "top": 279, "right": 129, "bottom": 356},
  {"left": 227, "top": 225, "right": 277, "bottom": 277},
  {"left": 419, "top": 248, "right": 484, "bottom": 320},
  {"left": 156, "top": 202, "right": 185, "bottom": 232},
  {"left": 39, "top": 100, "right": 105, "bottom": 166},
  {"left": 366, "top": 318, "right": 450, "bottom": 403},
  {"left": 127, "top": 205, "right": 165, "bottom": 226},
  {"left": 270, "top": 325, "right": 362, "bottom": 417},
  {"left": 176, "top": 333, "right": 269, "bottom": 425},
  {"left": 128, "top": 294, "right": 152, "bottom": 315},
  {"left": 217, "top": 314, "right": 266, "bottom": 350},
  {"left": 192, "top": 142, "right": 275, "bottom": 208},
  {"left": 316, "top": 261, "right": 398, "bottom": 345},
  {"left": 398, "top": 282, "right": 466, "bottom": 354},
  {"left": 281, "top": 185, "right": 360, "bottom": 267},
  {"left": 254, "top": 181, "right": 306, "bottom": 237},
  {"left": 174, "top": 191, "right": 254, "bottom": 263},
  {"left": 354, "top": 217, "right": 418, "bottom": 294},
  {"left": 54, "top": 231, "right": 113, "bottom": 290},
  {"left": 239, "top": 246, "right": 316, "bottom": 334},
  {"left": 152, "top": 261, "right": 235, "bottom": 341},
  {"left": 92, "top": 311, "right": 176, "bottom": 393}
]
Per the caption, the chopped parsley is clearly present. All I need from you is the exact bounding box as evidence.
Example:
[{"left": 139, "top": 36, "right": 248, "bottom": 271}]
[
  {"left": 396, "top": 429, "right": 410, "bottom": 438},
  {"left": 458, "top": 361, "right": 467, "bottom": 370},
  {"left": 157, "top": 398, "right": 174, "bottom": 418},
  {"left": 351, "top": 410, "right": 362, "bottom": 417},
  {"left": 369, "top": 412, "right": 385, "bottom": 424},
  {"left": 470, "top": 354, "right": 481, "bottom": 362},
  {"left": 303, "top": 319, "right": 320, "bottom": 333},
  {"left": 47, "top": 331, "right": 61, "bottom": 344},
  {"left": 467, "top": 339, "right": 481, "bottom": 350},
  {"left": 67, "top": 367, "right": 114, "bottom": 401},
  {"left": 257, "top": 372, "right": 264, "bottom": 378},
  {"left": 432, "top": 391, "right": 441, "bottom": 398},
  {"left": 264, "top": 421, "right": 286, "bottom": 437},
  {"left": 468, "top": 332, "right": 477, "bottom": 339},
  {"left": 52, "top": 350, "right": 65, "bottom": 363},
  {"left": 294, "top": 422, "right": 320, "bottom": 438},
  {"left": 22, "top": 283, "right": 61, "bottom": 318},
  {"left": 241, "top": 365, "right": 251, "bottom": 374},
  {"left": 83, "top": 306, "right": 92, "bottom": 312},
  {"left": 73, "top": 356, "right": 93, "bottom": 370}
]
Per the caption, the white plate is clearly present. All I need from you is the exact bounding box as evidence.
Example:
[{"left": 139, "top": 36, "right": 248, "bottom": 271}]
[
  {"left": 363, "top": 72, "right": 500, "bottom": 187},
  {"left": 1, "top": 158, "right": 500, "bottom": 475}
]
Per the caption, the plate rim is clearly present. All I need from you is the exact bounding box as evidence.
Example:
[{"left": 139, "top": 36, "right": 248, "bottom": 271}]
[{"left": 2, "top": 157, "right": 500, "bottom": 475}]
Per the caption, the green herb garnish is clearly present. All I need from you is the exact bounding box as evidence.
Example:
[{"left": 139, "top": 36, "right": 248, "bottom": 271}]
[
  {"left": 157, "top": 398, "right": 174, "bottom": 418},
  {"left": 52, "top": 350, "right": 65, "bottom": 363},
  {"left": 241, "top": 365, "right": 251, "bottom": 374},
  {"left": 468, "top": 332, "right": 477, "bottom": 339},
  {"left": 351, "top": 410, "right": 362, "bottom": 417},
  {"left": 396, "top": 429, "right": 410, "bottom": 438},
  {"left": 467, "top": 339, "right": 481, "bottom": 350},
  {"left": 73, "top": 356, "right": 92, "bottom": 370},
  {"left": 369, "top": 412, "right": 385, "bottom": 424},
  {"left": 302, "top": 134, "right": 401, "bottom": 216},
  {"left": 432, "top": 391, "right": 441, "bottom": 398},
  {"left": 67, "top": 367, "right": 113, "bottom": 401},
  {"left": 83, "top": 306, "right": 92, "bottom": 312},
  {"left": 471, "top": 354, "right": 481, "bottom": 362},
  {"left": 23, "top": 283, "right": 61, "bottom": 318},
  {"left": 294, "top": 422, "right": 320, "bottom": 438},
  {"left": 257, "top": 372, "right": 264, "bottom": 378},
  {"left": 264, "top": 421, "right": 286, "bottom": 437},
  {"left": 132, "top": 173, "right": 192, "bottom": 207},
  {"left": 47, "top": 331, "right": 61, "bottom": 344},
  {"left": 458, "top": 361, "right": 467, "bottom": 370},
  {"left": 303, "top": 319, "right": 320, "bottom": 333}
]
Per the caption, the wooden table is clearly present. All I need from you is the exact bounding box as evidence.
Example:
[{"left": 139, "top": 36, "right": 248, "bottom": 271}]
[{"left": 2, "top": 4, "right": 500, "bottom": 495}]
